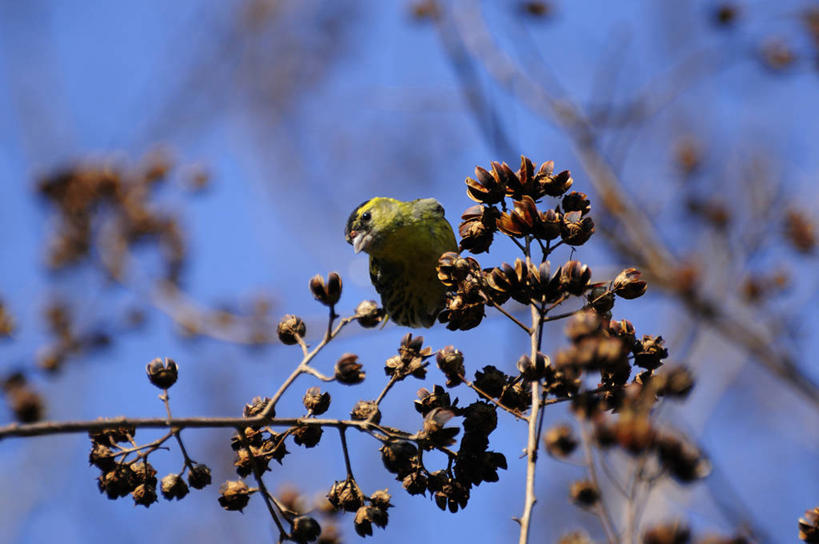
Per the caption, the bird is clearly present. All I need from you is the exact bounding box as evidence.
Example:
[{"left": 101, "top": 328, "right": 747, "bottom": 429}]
[{"left": 345, "top": 197, "right": 457, "bottom": 328}]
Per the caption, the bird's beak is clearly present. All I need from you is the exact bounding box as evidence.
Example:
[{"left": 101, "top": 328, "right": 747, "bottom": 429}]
[{"left": 351, "top": 231, "right": 372, "bottom": 254}]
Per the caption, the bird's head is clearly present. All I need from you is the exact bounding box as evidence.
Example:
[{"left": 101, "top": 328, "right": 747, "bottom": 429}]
[{"left": 345, "top": 197, "right": 400, "bottom": 255}]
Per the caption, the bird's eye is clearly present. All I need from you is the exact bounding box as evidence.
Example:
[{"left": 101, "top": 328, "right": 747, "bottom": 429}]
[{"left": 361, "top": 211, "right": 371, "bottom": 222}]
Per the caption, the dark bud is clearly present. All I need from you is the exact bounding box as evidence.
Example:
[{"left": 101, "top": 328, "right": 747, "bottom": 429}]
[
  {"left": 334, "top": 353, "right": 366, "bottom": 385},
  {"left": 634, "top": 335, "right": 669, "bottom": 370},
  {"left": 292, "top": 425, "right": 323, "bottom": 448},
  {"left": 291, "top": 515, "right": 322, "bottom": 544},
  {"left": 309, "top": 272, "right": 342, "bottom": 306},
  {"left": 799, "top": 507, "right": 819, "bottom": 543},
  {"left": 277, "top": 314, "right": 306, "bottom": 345},
  {"left": 217, "top": 480, "right": 253, "bottom": 512},
  {"left": 354, "top": 505, "right": 389, "bottom": 537},
  {"left": 562, "top": 191, "right": 591, "bottom": 216},
  {"left": 354, "top": 300, "right": 384, "bottom": 328},
  {"left": 561, "top": 210, "right": 595, "bottom": 246},
  {"left": 465, "top": 163, "right": 509, "bottom": 205},
  {"left": 327, "top": 478, "right": 364, "bottom": 512},
  {"left": 402, "top": 470, "right": 428, "bottom": 496},
  {"left": 474, "top": 365, "right": 507, "bottom": 398},
  {"left": 187, "top": 463, "right": 212, "bottom": 489},
  {"left": 350, "top": 400, "right": 381, "bottom": 423},
  {"left": 544, "top": 424, "right": 577, "bottom": 458},
  {"left": 569, "top": 480, "right": 600, "bottom": 508},
  {"left": 369, "top": 489, "right": 393, "bottom": 510},
  {"left": 380, "top": 441, "right": 417, "bottom": 476},
  {"left": 132, "top": 483, "right": 158, "bottom": 507},
  {"left": 145, "top": 357, "right": 178, "bottom": 389},
  {"left": 587, "top": 284, "right": 615, "bottom": 313},
  {"left": 436, "top": 252, "right": 482, "bottom": 289},
  {"left": 613, "top": 268, "right": 648, "bottom": 299},
  {"left": 436, "top": 346, "right": 465, "bottom": 387},
  {"left": 516, "top": 352, "right": 550, "bottom": 380},
  {"left": 560, "top": 261, "right": 592, "bottom": 296},
  {"left": 642, "top": 521, "right": 691, "bottom": 544},
  {"left": 244, "top": 396, "right": 273, "bottom": 419},
  {"left": 656, "top": 366, "right": 695, "bottom": 399},
  {"left": 303, "top": 386, "right": 331, "bottom": 415},
  {"left": 160, "top": 473, "right": 189, "bottom": 500}
]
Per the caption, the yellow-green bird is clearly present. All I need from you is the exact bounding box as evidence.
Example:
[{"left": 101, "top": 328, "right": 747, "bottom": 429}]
[{"left": 345, "top": 197, "right": 457, "bottom": 328}]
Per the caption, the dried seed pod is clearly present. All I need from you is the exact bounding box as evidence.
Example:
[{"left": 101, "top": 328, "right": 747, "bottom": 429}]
[
  {"left": 217, "top": 480, "right": 252, "bottom": 512},
  {"left": 132, "top": 483, "right": 158, "bottom": 507},
  {"left": 436, "top": 346, "right": 465, "bottom": 387},
  {"left": 544, "top": 424, "right": 577, "bottom": 458},
  {"left": 380, "top": 441, "right": 417, "bottom": 476},
  {"left": 243, "top": 396, "right": 273, "bottom": 419},
  {"left": 613, "top": 268, "right": 648, "bottom": 299},
  {"left": 160, "top": 473, "right": 189, "bottom": 501},
  {"left": 187, "top": 463, "right": 212, "bottom": 489},
  {"left": 302, "top": 386, "right": 331, "bottom": 415},
  {"left": 569, "top": 480, "right": 599, "bottom": 508},
  {"left": 290, "top": 515, "right": 322, "bottom": 544},
  {"left": 350, "top": 400, "right": 380, "bottom": 423},
  {"left": 292, "top": 425, "right": 323, "bottom": 448},
  {"left": 369, "top": 489, "right": 393, "bottom": 510},
  {"left": 799, "top": 507, "right": 819, "bottom": 543},
  {"left": 334, "top": 354, "right": 366, "bottom": 385},
  {"left": 466, "top": 162, "right": 510, "bottom": 205},
  {"left": 354, "top": 300, "right": 384, "bottom": 328},
  {"left": 145, "top": 357, "right": 178, "bottom": 389},
  {"left": 277, "top": 314, "right": 306, "bottom": 345},
  {"left": 309, "top": 272, "right": 342, "bottom": 306},
  {"left": 353, "top": 505, "right": 389, "bottom": 537},
  {"left": 459, "top": 204, "right": 499, "bottom": 254},
  {"left": 560, "top": 210, "right": 595, "bottom": 246},
  {"left": 327, "top": 478, "right": 364, "bottom": 512}
]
